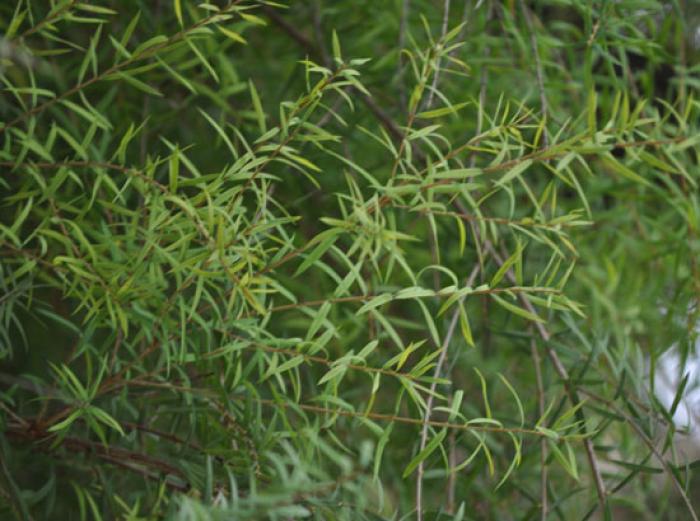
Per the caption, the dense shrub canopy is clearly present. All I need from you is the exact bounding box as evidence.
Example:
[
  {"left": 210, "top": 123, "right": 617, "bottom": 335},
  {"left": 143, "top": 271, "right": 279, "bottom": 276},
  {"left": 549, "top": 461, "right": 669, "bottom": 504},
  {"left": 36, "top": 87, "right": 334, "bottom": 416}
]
[{"left": 1, "top": 1, "right": 699, "bottom": 519}]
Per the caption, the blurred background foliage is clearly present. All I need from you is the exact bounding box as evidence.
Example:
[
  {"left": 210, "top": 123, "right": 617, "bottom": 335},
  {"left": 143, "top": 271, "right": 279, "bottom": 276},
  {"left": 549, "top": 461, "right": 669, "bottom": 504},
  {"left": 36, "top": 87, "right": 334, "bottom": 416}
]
[{"left": 0, "top": 0, "right": 699, "bottom": 519}]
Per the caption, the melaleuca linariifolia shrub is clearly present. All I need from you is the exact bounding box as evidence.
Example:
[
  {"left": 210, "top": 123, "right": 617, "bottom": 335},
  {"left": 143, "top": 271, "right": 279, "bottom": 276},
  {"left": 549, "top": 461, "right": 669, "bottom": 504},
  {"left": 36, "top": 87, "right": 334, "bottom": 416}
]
[{"left": 1, "top": 1, "right": 699, "bottom": 519}]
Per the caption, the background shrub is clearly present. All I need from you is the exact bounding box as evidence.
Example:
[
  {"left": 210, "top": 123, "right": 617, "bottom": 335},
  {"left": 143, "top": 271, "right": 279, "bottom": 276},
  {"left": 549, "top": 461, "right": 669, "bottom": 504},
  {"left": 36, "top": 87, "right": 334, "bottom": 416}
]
[{"left": 1, "top": 1, "right": 699, "bottom": 519}]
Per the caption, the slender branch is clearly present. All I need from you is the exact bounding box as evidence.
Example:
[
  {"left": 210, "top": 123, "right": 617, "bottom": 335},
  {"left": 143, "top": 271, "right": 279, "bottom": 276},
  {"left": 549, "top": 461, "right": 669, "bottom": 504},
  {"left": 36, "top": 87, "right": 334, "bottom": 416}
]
[
  {"left": 253, "top": 397, "right": 560, "bottom": 438},
  {"left": 580, "top": 389, "right": 699, "bottom": 521},
  {"left": 108, "top": 329, "right": 124, "bottom": 373},
  {"left": 261, "top": 4, "right": 406, "bottom": 144},
  {"left": 6, "top": 423, "right": 189, "bottom": 491},
  {"left": 471, "top": 0, "right": 493, "bottom": 170},
  {"left": 360, "top": 134, "right": 689, "bottom": 222},
  {"left": 397, "top": 0, "right": 411, "bottom": 108},
  {"left": 394, "top": 204, "right": 590, "bottom": 231},
  {"left": 239, "top": 285, "right": 561, "bottom": 318},
  {"left": 312, "top": 1, "right": 331, "bottom": 67},
  {"left": 261, "top": 0, "right": 428, "bottom": 176},
  {"left": 421, "top": 0, "right": 452, "bottom": 291},
  {"left": 450, "top": 0, "right": 473, "bottom": 58},
  {"left": 214, "top": 334, "right": 431, "bottom": 384},
  {"left": 96, "top": 453, "right": 189, "bottom": 492},
  {"left": 518, "top": 0, "right": 549, "bottom": 146},
  {"left": 15, "top": 0, "right": 79, "bottom": 41},
  {"left": 446, "top": 424, "right": 457, "bottom": 514},
  {"left": 531, "top": 336, "right": 548, "bottom": 521},
  {"left": 416, "top": 264, "right": 480, "bottom": 520},
  {"left": 260, "top": 5, "right": 316, "bottom": 55},
  {"left": 468, "top": 218, "right": 608, "bottom": 512},
  {"left": 423, "top": 0, "right": 451, "bottom": 110}
]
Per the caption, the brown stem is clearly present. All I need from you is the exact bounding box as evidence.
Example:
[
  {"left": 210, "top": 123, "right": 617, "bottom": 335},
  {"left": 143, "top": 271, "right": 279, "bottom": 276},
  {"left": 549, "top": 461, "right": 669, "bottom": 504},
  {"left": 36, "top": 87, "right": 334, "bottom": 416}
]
[
  {"left": 415, "top": 264, "right": 480, "bottom": 520},
  {"left": 423, "top": 0, "right": 451, "bottom": 110},
  {"left": 518, "top": 0, "right": 549, "bottom": 147},
  {"left": 531, "top": 336, "right": 548, "bottom": 520},
  {"left": 466, "top": 213, "right": 608, "bottom": 512}
]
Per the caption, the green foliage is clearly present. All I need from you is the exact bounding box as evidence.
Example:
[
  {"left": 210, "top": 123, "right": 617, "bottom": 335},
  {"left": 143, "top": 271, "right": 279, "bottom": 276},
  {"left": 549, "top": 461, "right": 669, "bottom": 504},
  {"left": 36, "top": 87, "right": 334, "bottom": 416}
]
[{"left": 0, "top": 1, "right": 699, "bottom": 519}]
